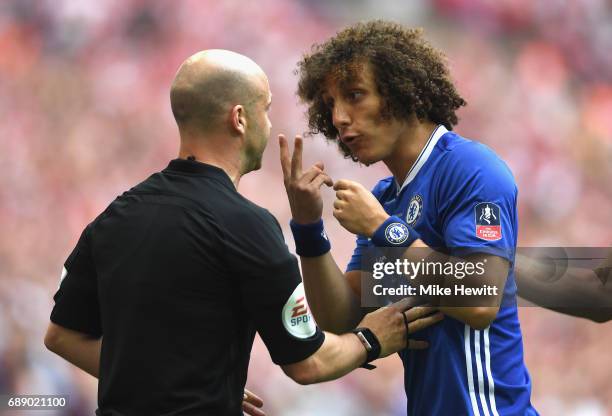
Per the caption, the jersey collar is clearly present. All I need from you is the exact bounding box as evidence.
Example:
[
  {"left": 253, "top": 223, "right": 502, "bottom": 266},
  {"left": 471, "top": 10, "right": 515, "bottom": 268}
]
[
  {"left": 164, "top": 159, "right": 235, "bottom": 189},
  {"left": 395, "top": 124, "right": 448, "bottom": 194}
]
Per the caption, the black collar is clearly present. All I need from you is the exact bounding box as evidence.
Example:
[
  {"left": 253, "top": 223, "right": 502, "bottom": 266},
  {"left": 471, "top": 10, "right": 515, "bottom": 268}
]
[{"left": 163, "top": 159, "right": 234, "bottom": 189}]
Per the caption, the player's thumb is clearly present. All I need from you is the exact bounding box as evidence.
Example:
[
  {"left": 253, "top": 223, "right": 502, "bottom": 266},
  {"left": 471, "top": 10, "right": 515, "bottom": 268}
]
[{"left": 333, "top": 179, "right": 351, "bottom": 191}]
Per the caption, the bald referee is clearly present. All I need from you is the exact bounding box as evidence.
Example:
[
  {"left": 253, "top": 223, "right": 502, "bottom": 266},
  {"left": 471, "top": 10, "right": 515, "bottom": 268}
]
[{"left": 44, "top": 50, "right": 443, "bottom": 416}]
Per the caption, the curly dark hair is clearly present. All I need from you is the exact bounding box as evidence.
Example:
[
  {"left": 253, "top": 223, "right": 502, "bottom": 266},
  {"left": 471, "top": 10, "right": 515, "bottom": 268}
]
[{"left": 296, "top": 20, "right": 466, "bottom": 159}]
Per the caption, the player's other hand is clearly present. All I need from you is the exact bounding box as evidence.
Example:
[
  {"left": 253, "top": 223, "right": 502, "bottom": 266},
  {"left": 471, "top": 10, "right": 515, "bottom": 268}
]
[
  {"left": 279, "top": 134, "right": 333, "bottom": 224},
  {"left": 243, "top": 388, "right": 265, "bottom": 416},
  {"left": 359, "top": 300, "right": 444, "bottom": 357},
  {"left": 333, "top": 179, "right": 389, "bottom": 237}
]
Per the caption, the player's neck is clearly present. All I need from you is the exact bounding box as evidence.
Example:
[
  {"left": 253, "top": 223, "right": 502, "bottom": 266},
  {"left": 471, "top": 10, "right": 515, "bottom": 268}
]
[
  {"left": 178, "top": 137, "right": 242, "bottom": 188},
  {"left": 383, "top": 120, "right": 438, "bottom": 185}
]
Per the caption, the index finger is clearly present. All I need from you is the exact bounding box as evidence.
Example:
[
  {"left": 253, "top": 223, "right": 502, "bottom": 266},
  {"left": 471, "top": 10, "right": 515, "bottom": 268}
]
[
  {"left": 278, "top": 134, "right": 291, "bottom": 181},
  {"left": 244, "top": 389, "right": 264, "bottom": 407},
  {"left": 242, "top": 402, "right": 266, "bottom": 416},
  {"left": 388, "top": 297, "right": 425, "bottom": 312},
  {"left": 291, "top": 136, "right": 303, "bottom": 179}
]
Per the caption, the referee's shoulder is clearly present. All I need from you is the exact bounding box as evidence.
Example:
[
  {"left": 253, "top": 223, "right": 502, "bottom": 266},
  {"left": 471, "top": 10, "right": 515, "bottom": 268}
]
[
  {"left": 206, "top": 188, "right": 279, "bottom": 230},
  {"left": 123, "top": 169, "right": 280, "bottom": 230}
]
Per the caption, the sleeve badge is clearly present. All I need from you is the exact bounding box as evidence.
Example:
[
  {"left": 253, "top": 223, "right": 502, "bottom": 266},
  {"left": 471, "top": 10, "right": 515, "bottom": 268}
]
[
  {"left": 282, "top": 282, "right": 317, "bottom": 339},
  {"left": 475, "top": 202, "right": 502, "bottom": 241}
]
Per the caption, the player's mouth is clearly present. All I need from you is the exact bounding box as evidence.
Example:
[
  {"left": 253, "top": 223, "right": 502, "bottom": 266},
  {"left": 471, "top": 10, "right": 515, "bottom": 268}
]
[
  {"left": 340, "top": 133, "right": 362, "bottom": 146},
  {"left": 346, "top": 137, "right": 371, "bottom": 161}
]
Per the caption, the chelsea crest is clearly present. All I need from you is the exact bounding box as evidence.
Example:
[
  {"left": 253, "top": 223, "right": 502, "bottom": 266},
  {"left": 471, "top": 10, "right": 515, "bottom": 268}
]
[{"left": 406, "top": 194, "right": 423, "bottom": 226}]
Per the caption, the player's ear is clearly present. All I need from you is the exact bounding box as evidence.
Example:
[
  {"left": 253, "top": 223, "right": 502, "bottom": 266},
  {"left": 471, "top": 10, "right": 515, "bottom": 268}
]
[{"left": 230, "top": 105, "right": 247, "bottom": 136}]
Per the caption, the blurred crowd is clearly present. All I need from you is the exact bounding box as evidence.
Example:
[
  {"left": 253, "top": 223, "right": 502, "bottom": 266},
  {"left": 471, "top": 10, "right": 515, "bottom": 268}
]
[{"left": 0, "top": 0, "right": 610, "bottom": 415}]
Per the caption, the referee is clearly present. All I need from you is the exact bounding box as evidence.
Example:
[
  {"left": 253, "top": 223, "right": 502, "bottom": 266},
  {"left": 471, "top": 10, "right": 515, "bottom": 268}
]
[{"left": 44, "top": 50, "right": 443, "bottom": 416}]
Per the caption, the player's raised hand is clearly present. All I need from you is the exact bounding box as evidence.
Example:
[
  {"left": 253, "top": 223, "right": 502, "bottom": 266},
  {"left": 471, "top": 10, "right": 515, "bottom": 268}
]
[
  {"left": 242, "top": 388, "right": 265, "bottom": 416},
  {"left": 358, "top": 300, "right": 444, "bottom": 356},
  {"left": 279, "top": 134, "right": 333, "bottom": 224},
  {"left": 333, "top": 179, "right": 389, "bottom": 236}
]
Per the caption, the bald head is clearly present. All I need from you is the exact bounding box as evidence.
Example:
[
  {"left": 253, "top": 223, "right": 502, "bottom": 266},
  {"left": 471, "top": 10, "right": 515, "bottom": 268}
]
[{"left": 170, "top": 50, "right": 268, "bottom": 134}]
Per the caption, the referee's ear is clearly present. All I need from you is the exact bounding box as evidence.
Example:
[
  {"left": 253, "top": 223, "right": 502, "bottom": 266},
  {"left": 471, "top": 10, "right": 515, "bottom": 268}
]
[{"left": 230, "top": 104, "right": 247, "bottom": 136}]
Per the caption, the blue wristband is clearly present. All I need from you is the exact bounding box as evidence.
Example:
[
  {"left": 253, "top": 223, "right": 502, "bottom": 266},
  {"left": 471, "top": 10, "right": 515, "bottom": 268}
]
[
  {"left": 371, "top": 216, "right": 420, "bottom": 247},
  {"left": 290, "top": 219, "right": 331, "bottom": 257}
]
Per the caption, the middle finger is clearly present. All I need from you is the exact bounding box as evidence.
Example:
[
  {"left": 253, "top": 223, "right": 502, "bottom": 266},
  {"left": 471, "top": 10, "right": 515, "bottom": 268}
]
[
  {"left": 407, "top": 312, "right": 444, "bottom": 334},
  {"left": 404, "top": 306, "right": 437, "bottom": 321}
]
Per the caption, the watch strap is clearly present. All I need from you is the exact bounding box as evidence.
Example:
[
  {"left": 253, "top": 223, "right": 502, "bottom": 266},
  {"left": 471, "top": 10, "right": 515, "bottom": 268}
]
[{"left": 351, "top": 327, "right": 381, "bottom": 370}]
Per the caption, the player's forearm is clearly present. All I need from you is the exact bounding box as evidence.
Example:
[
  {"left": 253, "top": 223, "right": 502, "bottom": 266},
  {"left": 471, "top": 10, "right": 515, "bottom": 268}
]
[
  {"left": 282, "top": 332, "right": 366, "bottom": 384},
  {"left": 401, "top": 244, "right": 505, "bottom": 329},
  {"left": 515, "top": 254, "right": 612, "bottom": 322},
  {"left": 300, "top": 253, "right": 362, "bottom": 333},
  {"left": 515, "top": 253, "right": 589, "bottom": 303},
  {"left": 45, "top": 324, "right": 101, "bottom": 378}
]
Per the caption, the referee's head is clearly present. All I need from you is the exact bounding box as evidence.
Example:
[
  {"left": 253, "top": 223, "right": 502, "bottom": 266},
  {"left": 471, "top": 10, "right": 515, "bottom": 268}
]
[{"left": 170, "top": 49, "right": 271, "bottom": 174}]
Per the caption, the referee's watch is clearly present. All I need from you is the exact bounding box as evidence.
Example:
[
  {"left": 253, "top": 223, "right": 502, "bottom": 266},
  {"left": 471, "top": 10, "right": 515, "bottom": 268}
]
[{"left": 350, "top": 327, "right": 381, "bottom": 370}]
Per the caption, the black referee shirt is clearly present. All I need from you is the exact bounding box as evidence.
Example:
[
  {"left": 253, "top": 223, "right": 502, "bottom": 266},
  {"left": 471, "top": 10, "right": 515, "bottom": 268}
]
[{"left": 51, "top": 159, "right": 325, "bottom": 415}]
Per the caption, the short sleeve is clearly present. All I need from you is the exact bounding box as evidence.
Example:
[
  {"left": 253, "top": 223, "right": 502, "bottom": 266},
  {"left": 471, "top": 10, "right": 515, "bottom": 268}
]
[
  {"left": 439, "top": 143, "right": 517, "bottom": 262},
  {"left": 221, "top": 206, "right": 324, "bottom": 365},
  {"left": 346, "top": 234, "right": 370, "bottom": 272},
  {"left": 50, "top": 225, "right": 102, "bottom": 337}
]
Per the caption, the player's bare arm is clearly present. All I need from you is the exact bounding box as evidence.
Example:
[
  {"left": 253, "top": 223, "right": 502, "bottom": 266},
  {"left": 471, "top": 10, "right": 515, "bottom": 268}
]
[
  {"left": 515, "top": 251, "right": 612, "bottom": 323},
  {"left": 279, "top": 134, "right": 363, "bottom": 333}
]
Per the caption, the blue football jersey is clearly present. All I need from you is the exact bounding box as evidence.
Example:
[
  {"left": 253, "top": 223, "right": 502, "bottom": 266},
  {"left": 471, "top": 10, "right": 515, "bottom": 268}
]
[{"left": 347, "top": 125, "right": 538, "bottom": 416}]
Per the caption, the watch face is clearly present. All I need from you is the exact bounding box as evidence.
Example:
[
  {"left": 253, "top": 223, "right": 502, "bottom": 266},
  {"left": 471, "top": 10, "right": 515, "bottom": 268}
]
[{"left": 356, "top": 331, "right": 373, "bottom": 351}]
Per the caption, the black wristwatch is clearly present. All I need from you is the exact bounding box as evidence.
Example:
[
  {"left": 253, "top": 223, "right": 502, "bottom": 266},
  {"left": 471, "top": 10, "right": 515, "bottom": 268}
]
[{"left": 350, "top": 327, "right": 381, "bottom": 370}]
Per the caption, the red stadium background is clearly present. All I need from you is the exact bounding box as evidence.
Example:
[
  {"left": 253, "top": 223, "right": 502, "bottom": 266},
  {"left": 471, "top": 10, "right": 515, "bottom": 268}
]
[{"left": 1, "top": 0, "right": 611, "bottom": 414}]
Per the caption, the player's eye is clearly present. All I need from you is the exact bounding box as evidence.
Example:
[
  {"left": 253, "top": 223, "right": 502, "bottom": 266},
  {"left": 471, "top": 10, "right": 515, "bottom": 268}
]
[{"left": 346, "top": 90, "right": 364, "bottom": 102}]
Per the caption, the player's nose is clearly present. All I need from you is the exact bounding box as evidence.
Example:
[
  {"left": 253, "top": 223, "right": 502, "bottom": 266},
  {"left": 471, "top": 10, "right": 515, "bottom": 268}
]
[{"left": 332, "top": 102, "right": 351, "bottom": 128}]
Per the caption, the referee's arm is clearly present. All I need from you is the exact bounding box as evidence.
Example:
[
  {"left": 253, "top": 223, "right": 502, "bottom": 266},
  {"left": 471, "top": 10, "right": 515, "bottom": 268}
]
[
  {"left": 228, "top": 209, "right": 443, "bottom": 383},
  {"left": 280, "top": 302, "right": 441, "bottom": 385},
  {"left": 44, "top": 323, "right": 101, "bottom": 377},
  {"left": 45, "top": 224, "right": 104, "bottom": 377}
]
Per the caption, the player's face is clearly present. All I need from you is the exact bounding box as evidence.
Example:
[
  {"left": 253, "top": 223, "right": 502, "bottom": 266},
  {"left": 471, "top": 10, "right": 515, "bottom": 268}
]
[
  {"left": 322, "top": 63, "right": 409, "bottom": 165},
  {"left": 244, "top": 76, "right": 272, "bottom": 172}
]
